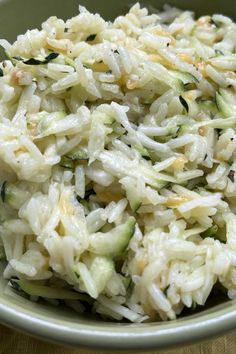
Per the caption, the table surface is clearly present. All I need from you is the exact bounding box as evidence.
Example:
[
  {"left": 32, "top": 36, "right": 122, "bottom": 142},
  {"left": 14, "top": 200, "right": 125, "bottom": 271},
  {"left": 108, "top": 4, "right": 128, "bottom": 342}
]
[{"left": 0, "top": 325, "right": 235, "bottom": 354}]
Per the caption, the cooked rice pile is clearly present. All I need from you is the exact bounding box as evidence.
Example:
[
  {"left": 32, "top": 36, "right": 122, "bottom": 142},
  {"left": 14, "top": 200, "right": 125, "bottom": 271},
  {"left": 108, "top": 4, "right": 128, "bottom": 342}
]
[{"left": 0, "top": 3, "right": 236, "bottom": 322}]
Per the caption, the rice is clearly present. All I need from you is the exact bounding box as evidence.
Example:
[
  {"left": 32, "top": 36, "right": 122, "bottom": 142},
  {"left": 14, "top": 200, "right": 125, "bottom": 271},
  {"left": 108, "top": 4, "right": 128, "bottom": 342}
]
[{"left": 1, "top": 2, "right": 236, "bottom": 323}]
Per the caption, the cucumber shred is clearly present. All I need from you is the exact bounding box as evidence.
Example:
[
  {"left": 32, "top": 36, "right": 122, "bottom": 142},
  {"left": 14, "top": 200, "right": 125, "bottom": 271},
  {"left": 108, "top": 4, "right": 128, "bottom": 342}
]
[
  {"left": 11, "top": 279, "right": 90, "bottom": 301},
  {"left": 0, "top": 182, "right": 30, "bottom": 209},
  {"left": 125, "top": 184, "right": 142, "bottom": 212},
  {"left": 60, "top": 156, "right": 75, "bottom": 170},
  {"left": 66, "top": 146, "right": 88, "bottom": 161},
  {"left": 199, "top": 100, "right": 218, "bottom": 116},
  {"left": 127, "top": 193, "right": 142, "bottom": 212},
  {"left": 90, "top": 256, "right": 114, "bottom": 293},
  {"left": 201, "top": 225, "right": 218, "bottom": 238},
  {"left": 216, "top": 88, "right": 236, "bottom": 117},
  {"left": 170, "top": 70, "right": 198, "bottom": 85},
  {"left": 89, "top": 217, "right": 136, "bottom": 257},
  {"left": 133, "top": 144, "right": 151, "bottom": 161}
]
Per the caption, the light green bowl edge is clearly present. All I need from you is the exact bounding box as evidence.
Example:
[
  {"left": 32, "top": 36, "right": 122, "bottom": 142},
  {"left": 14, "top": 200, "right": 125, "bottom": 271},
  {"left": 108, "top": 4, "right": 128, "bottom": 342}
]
[
  {"left": 0, "top": 294, "right": 236, "bottom": 351},
  {"left": 1, "top": 0, "right": 236, "bottom": 351}
]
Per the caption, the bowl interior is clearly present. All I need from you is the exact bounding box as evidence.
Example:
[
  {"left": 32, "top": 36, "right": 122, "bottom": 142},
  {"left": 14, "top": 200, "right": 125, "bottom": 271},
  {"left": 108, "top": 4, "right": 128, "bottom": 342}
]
[
  {"left": 0, "top": 0, "right": 236, "bottom": 350},
  {"left": 1, "top": 257, "right": 236, "bottom": 351}
]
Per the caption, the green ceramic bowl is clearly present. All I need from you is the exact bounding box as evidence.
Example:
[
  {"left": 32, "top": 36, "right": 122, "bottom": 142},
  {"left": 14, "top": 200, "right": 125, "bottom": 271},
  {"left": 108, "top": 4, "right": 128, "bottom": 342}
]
[{"left": 0, "top": 0, "right": 236, "bottom": 351}]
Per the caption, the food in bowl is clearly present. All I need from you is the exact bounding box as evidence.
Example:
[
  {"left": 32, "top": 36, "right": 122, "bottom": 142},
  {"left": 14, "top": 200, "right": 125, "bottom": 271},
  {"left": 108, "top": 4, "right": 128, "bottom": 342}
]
[{"left": 0, "top": 2, "right": 236, "bottom": 323}]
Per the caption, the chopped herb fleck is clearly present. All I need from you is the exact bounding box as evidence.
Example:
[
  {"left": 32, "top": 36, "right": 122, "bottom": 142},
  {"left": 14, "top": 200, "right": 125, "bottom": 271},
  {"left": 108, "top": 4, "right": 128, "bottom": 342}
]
[
  {"left": 0, "top": 68, "right": 3, "bottom": 77},
  {"left": 179, "top": 96, "right": 189, "bottom": 113},
  {"left": 184, "top": 82, "right": 195, "bottom": 91},
  {"left": 114, "top": 49, "right": 119, "bottom": 54},
  {"left": 23, "top": 58, "right": 42, "bottom": 65},
  {"left": 215, "top": 49, "right": 224, "bottom": 56},
  {"left": 209, "top": 18, "right": 220, "bottom": 28},
  {"left": 209, "top": 18, "right": 217, "bottom": 26},
  {"left": 10, "top": 279, "right": 22, "bottom": 292},
  {"left": 142, "top": 155, "right": 151, "bottom": 161},
  {"left": 25, "top": 52, "right": 59, "bottom": 65},
  {"left": 77, "top": 188, "right": 94, "bottom": 202},
  {"left": 86, "top": 34, "right": 96, "bottom": 42},
  {"left": 64, "top": 27, "right": 69, "bottom": 33},
  {"left": 13, "top": 53, "right": 59, "bottom": 66},
  {"left": 60, "top": 156, "right": 74, "bottom": 170},
  {"left": 1, "top": 181, "right": 7, "bottom": 202},
  {"left": 201, "top": 224, "right": 218, "bottom": 238},
  {"left": 84, "top": 188, "right": 95, "bottom": 199},
  {"left": 171, "top": 126, "right": 180, "bottom": 139},
  {"left": 12, "top": 56, "right": 23, "bottom": 61},
  {"left": 228, "top": 170, "right": 235, "bottom": 183}
]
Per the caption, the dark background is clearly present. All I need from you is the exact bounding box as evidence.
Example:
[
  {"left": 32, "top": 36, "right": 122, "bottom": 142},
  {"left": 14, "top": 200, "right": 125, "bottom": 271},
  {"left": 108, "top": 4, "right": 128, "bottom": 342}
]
[{"left": 0, "top": 0, "right": 235, "bottom": 42}]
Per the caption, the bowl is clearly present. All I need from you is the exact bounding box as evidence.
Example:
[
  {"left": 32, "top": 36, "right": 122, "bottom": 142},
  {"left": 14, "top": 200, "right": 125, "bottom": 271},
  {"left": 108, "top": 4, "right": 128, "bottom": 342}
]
[{"left": 0, "top": 0, "right": 236, "bottom": 351}]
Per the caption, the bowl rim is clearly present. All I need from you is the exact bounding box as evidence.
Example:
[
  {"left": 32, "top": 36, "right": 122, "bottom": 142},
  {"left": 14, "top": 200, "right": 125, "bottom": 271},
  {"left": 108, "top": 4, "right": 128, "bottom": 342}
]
[{"left": 0, "top": 295, "right": 235, "bottom": 350}]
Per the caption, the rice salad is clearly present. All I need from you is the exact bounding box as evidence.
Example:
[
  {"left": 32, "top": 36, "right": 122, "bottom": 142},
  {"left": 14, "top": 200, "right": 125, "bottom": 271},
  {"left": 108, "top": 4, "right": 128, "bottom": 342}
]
[{"left": 0, "top": 3, "right": 236, "bottom": 322}]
